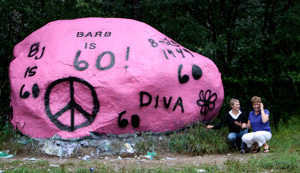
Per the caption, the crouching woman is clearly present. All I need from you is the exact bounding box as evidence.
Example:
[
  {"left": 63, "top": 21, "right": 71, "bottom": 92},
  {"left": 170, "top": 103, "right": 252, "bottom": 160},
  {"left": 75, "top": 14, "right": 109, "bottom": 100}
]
[
  {"left": 207, "top": 99, "right": 248, "bottom": 154},
  {"left": 242, "top": 96, "right": 271, "bottom": 153}
]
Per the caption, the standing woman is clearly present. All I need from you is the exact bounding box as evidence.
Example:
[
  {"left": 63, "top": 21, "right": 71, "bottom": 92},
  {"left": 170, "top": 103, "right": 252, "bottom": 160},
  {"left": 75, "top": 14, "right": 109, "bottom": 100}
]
[{"left": 242, "top": 96, "right": 271, "bottom": 153}]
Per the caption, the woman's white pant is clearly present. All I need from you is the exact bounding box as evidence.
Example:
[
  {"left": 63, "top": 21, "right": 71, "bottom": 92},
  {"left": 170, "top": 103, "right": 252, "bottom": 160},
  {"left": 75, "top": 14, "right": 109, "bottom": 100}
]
[{"left": 242, "top": 131, "right": 272, "bottom": 147}]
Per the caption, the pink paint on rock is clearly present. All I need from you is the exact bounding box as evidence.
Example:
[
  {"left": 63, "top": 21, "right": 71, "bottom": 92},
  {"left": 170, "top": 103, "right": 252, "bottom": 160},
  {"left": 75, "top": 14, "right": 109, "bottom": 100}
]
[{"left": 9, "top": 18, "right": 224, "bottom": 138}]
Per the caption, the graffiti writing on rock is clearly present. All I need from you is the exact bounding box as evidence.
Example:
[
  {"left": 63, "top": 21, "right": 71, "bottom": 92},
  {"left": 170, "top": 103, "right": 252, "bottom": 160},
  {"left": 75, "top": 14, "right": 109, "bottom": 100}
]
[
  {"left": 148, "top": 38, "right": 194, "bottom": 59},
  {"left": 148, "top": 38, "right": 201, "bottom": 84},
  {"left": 28, "top": 43, "right": 45, "bottom": 60},
  {"left": 140, "top": 91, "right": 184, "bottom": 113},
  {"left": 19, "top": 43, "right": 43, "bottom": 99},
  {"left": 118, "top": 111, "right": 140, "bottom": 128},
  {"left": 124, "top": 47, "right": 130, "bottom": 69},
  {"left": 162, "top": 48, "right": 194, "bottom": 59},
  {"left": 85, "top": 43, "right": 96, "bottom": 49},
  {"left": 20, "top": 82, "right": 40, "bottom": 99},
  {"left": 24, "top": 66, "right": 38, "bottom": 78},
  {"left": 74, "top": 47, "right": 130, "bottom": 71},
  {"left": 178, "top": 64, "right": 203, "bottom": 84},
  {"left": 19, "top": 85, "right": 30, "bottom": 99},
  {"left": 29, "top": 83, "right": 39, "bottom": 98},
  {"left": 44, "top": 77, "right": 100, "bottom": 131},
  {"left": 76, "top": 31, "right": 111, "bottom": 38},
  {"left": 197, "top": 90, "right": 217, "bottom": 116}
]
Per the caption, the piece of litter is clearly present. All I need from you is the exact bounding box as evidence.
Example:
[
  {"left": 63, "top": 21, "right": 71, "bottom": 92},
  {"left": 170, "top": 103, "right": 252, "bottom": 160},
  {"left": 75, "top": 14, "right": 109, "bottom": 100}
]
[
  {"left": 82, "top": 155, "right": 91, "bottom": 161},
  {"left": 144, "top": 155, "right": 151, "bottom": 159},
  {"left": 50, "top": 165, "right": 59, "bottom": 168},
  {"left": 24, "top": 158, "right": 37, "bottom": 161},
  {"left": 197, "top": 169, "right": 206, "bottom": 172},
  {"left": 0, "top": 151, "right": 14, "bottom": 158},
  {"left": 166, "top": 157, "right": 175, "bottom": 160},
  {"left": 124, "top": 143, "right": 135, "bottom": 153},
  {"left": 146, "top": 151, "right": 157, "bottom": 160},
  {"left": 124, "top": 143, "right": 131, "bottom": 149}
]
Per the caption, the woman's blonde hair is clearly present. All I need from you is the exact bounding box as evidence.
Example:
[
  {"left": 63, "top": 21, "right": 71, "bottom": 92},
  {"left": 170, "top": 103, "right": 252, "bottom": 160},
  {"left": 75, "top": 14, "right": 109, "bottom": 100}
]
[
  {"left": 251, "top": 96, "right": 262, "bottom": 104},
  {"left": 230, "top": 98, "right": 239, "bottom": 106}
]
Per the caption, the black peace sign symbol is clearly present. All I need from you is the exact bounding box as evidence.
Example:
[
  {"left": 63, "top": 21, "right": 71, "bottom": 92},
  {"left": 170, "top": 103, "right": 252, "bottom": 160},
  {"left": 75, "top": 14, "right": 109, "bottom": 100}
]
[{"left": 44, "top": 77, "right": 100, "bottom": 132}]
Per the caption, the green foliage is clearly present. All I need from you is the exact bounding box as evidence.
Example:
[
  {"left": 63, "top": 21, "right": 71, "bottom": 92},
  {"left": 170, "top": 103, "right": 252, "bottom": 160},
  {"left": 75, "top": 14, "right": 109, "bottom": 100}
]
[
  {"left": 0, "top": 122, "right": 19, "bottom": 148},
  {"left": 1, "top": 0, "right": 300, "bottom": 131}
]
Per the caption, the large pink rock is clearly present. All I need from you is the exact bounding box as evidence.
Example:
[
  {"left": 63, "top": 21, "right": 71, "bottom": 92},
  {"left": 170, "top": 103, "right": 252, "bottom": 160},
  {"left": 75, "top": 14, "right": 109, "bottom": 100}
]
[{"left": 9, "top": 18, "right": 224, "bottom": 139}]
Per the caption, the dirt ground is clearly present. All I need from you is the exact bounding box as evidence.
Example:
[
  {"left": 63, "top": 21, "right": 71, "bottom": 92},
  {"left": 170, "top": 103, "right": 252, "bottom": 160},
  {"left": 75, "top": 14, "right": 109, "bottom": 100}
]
[{"left": 1, "top": 151, "right": 270, "bottom": 170}]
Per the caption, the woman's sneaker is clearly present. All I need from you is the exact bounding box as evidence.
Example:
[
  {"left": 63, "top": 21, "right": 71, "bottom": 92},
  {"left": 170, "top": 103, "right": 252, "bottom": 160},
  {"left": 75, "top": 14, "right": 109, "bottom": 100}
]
[{"left": 240, "top": 149, "right": 246, "bottom": 154}]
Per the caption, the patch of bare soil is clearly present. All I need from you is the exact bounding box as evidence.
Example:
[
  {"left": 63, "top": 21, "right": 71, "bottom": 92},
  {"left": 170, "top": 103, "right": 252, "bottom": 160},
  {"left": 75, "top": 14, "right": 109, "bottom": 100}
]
[{"left": 1, "top": 151, "right": 271, "bottom": 170}]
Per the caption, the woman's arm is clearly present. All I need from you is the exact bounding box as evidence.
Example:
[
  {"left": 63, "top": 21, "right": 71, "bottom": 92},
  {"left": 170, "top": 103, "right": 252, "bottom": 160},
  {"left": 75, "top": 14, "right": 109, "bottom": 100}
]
[
  {"left": 246, "top": 120, "right": 251, "bottom": 129},
  {"left": 241, "top": 112, "right": 248, "bottom": 129},
  {"left": 260, "top": 103, "right": 269, "bottom": 123},
  {"left": 207, "top": 113, "right": 227, "bottom": 129},
  {"left": 207, "top": 125, "right": 214, "bottom": 129}
]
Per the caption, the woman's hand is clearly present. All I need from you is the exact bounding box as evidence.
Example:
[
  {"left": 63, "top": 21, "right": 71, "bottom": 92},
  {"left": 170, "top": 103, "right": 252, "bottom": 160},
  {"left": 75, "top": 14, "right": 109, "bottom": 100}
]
[
  {"left": 234, "top": 121, "right": 242, "bottom": 127},
  {"left": 260, "top": 102, "right": 269, "bottom": 123},
  {"left": 246, "top": 120, "right": 251, "bottom": 129},
  {"left": 241, "top": 123, "right": 247, "bottom": 129},
  {"left": 260, "top": 103, "right": 264, "bottom": 110},
  {"left": 207, "top": 125, "right": 214, "bottom": 129}
]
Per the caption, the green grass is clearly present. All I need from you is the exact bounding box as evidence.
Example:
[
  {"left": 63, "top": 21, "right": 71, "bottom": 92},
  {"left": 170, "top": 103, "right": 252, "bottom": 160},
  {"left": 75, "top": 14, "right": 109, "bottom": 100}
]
[
  {"left": 221, "top": 153, "right": 300, "bottom": 172},
  {"left": 135, "top": 123, "right": 230, "bottom": 155},
  {"left": 269, "top": 116, "right": 300, "bottom": 153},
  {"left": 166, "top": 124, "right": 229, "bottom": 154},
  {"left": 249, "top": 153, "right": 300, "bottom": 171}
]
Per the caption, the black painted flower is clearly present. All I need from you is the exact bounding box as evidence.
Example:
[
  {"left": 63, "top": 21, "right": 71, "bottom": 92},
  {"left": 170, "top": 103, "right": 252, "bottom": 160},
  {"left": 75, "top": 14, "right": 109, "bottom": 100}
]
[{"left": 197, "top": 90, "right": 217, "bottom": 116}]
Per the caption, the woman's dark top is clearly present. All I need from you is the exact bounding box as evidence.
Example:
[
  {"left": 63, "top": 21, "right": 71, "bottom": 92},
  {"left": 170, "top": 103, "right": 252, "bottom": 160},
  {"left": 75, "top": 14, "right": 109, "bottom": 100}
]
[{"left": 213, "top": 111, "right": 248, "bottom": 133}]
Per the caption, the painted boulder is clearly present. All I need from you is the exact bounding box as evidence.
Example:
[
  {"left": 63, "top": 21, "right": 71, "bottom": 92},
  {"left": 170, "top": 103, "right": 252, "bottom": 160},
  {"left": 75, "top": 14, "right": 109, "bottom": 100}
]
[{"left": 9, "top": 18, "right": 224, "bottom": 139}]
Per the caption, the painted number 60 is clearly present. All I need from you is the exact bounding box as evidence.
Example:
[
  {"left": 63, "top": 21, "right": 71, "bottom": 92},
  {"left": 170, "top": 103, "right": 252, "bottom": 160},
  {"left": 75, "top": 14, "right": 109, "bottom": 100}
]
[{"left": 74, "top": 50, "right": 115, "bottom": 71}]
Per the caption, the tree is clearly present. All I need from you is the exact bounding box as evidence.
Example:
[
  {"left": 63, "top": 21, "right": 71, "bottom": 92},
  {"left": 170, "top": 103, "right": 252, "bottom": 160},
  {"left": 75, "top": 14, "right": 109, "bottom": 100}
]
[{"left": 1, "top": 0, "right": 300, "bottom": 130}]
